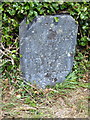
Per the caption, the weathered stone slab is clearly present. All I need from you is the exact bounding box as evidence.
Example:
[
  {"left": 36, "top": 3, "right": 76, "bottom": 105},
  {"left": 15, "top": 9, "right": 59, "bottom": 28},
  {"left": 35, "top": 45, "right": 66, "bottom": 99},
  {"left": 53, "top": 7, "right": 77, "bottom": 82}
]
[{"left": 19, "top": 15, "right": 78, "bottom": 88}]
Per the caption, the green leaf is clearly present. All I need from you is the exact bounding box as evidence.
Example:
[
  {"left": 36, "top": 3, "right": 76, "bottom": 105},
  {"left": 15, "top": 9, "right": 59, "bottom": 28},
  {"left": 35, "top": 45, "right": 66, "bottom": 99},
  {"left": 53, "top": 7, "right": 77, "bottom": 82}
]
[
  {"left": 8, "top": 10, "right": 16, "bottom": 16},
  {"left": 33, "top": 11, "right": 38, "bottom": 16},
  {"left": 54, "top": 17, "right": 59, "bottom": 22},
  {"left": 25, "top": 5, "right": 29, "bottom": 10}
]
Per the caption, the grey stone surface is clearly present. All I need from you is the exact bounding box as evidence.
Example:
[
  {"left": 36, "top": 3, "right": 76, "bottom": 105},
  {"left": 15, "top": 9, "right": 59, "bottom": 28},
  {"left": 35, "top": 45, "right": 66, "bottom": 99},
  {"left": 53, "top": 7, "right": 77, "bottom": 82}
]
[{"left": 19, "top": 15, "right": 78, "bottom": 88}]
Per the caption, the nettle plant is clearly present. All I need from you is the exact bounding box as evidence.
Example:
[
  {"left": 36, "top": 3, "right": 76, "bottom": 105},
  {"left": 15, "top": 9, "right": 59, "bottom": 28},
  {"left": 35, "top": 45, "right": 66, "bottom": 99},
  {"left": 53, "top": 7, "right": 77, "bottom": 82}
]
[{"left": 1, "top": 2, "right": 89, "bottom": 84}]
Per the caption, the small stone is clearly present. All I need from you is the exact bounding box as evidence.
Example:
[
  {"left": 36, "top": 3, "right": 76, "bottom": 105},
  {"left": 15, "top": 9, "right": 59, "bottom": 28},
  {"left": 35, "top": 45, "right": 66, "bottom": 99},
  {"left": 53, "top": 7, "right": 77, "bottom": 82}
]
[{"left": 32, "top": 31, "right": 34, "bottom": 33}]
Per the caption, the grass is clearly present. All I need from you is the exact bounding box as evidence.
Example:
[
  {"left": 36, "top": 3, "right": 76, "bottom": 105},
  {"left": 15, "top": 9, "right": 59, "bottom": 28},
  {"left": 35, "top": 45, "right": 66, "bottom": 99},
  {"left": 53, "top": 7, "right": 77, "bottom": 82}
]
[
  {"left": 1, "top": 47, "right": 89, "bottom": 118},
  {"left": 2, "top": 78, "right": 89, "bottom": 118}
]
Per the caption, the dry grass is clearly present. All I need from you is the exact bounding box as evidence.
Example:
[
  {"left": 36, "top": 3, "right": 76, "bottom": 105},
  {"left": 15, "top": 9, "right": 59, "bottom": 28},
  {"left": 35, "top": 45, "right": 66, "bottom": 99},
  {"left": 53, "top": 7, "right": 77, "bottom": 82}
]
[{"left": 1, "top": 86, "right": 89, "bottom": 118}]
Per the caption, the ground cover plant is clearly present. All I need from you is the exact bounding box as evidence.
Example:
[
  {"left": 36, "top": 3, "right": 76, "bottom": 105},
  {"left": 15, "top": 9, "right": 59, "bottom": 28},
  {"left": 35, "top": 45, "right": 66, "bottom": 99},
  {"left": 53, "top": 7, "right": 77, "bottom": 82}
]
[{"left": 1, "top": 1, "right": 90, "bottom": 119}]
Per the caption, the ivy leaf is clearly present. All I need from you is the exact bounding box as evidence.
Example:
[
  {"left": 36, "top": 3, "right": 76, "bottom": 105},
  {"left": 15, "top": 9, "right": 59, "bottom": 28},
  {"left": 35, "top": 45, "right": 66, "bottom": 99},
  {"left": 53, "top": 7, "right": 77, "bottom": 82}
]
[
  {"left": 25, "top": 5, "right": 30, "bottom": 10},
  {"left": 54, "top": 17, "right": 59, "bottom": 22},
  {"left": 33, "top": 11, "right": 38, "bottom": 16},
  {"left": 8, "top": 10, "right": 16, "bottom": 16}
]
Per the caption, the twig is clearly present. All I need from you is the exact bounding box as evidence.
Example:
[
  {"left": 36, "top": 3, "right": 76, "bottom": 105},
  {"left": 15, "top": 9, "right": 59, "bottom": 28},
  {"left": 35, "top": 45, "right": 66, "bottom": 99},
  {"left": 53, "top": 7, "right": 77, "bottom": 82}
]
[
  {"left": 22, "top": 85, "right": 34, "bottom": 98},
  {"left": 0, "top": 60, "right": 11, "bottom": 67},
  {"left": 23, "top": 80, "right": 37, "bottom": 90},
  {"left": 1, "top": 43, "right": 12, "bottom": 54},
  {"left": 0, "top": 49, "right": 14, "bottom": 65}
]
